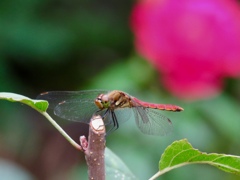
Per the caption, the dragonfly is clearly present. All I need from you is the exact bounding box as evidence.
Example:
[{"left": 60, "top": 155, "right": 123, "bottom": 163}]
[{"left": 37, "top": 90, "right": 183, "bottom": 135}]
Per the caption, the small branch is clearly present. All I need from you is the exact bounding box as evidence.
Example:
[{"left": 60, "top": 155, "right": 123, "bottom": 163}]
[
  {"left": 42, "top": 111, "right": 106, "bottom": 179},
  {"left": 41, "top": 112, "right": 82, "bottom": 151},
  {"left": 80, "top": 115, "right": 106, "bottom": 180}
]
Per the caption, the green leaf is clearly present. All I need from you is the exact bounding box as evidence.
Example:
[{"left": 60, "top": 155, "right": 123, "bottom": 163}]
[
  {"left": 0, "top": 92, "right": 48, "bottom": 112},
  {"left": 153, "top": 139, "right": 240, "bottom": 178},
  {"left": 0, "top": 92, "right": 81, "bottom": 149},
  {"left": 105, "top": 148, "right": 137, "bottom": 180}
]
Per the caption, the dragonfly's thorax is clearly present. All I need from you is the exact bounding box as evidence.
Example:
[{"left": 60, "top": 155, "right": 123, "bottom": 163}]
[{"left": 94, "top": 90, "right": 132, "bottom": 110}]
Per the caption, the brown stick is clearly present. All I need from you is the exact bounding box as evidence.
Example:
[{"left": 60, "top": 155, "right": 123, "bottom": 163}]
[{"left": 80, "top": 115, "right": 106, "bottom": 180}]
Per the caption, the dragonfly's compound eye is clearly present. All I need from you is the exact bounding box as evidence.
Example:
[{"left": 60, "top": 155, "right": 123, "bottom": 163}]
[
  {"left": 95, "top": 94, "right": 110, "bottom": 109},
  {"left": 101, "top": 95, "right": 110, "bottom": 108},
  {"left": 95, "top": 98, "right": 104, "bottom": 109}
]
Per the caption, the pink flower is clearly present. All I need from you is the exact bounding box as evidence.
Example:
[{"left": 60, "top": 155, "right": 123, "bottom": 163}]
[{"left": 131, "top": 0, "right": 240, "bottom": 100}]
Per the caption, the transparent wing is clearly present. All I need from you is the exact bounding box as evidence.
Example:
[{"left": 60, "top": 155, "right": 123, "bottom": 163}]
[
  {"left": 103, "top": 108, "right": 133, "bottom": 134},
  {"left": 133, "top": 106, "right": 173, "bottom": 136},
  {"left": 105, "top": 108, "right": 133, "bottom": 125},
  {"left": 36, "top": 90, "right": 109, "bottom": 109},
  {"left": 54, "top": 100, "right": 106, "bottom": 123},
  {"left": 36, "top": 90, "right": 109, "bottom": 122}
]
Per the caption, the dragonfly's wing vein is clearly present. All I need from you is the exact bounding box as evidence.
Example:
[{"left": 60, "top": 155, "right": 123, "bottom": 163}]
[
  {"left": 106, "top": 108, "right": 133, "bottom": 125},
  {"left": 101, "top": 108, "right": 133, "bottom": 134},
  {"left": 133, "top": 107, "right": 173, "bottom": 135},
  {"left": 36, "top": 90, "right": 109, "bottom": 123},
  {"left": 54, "top": 100, "right": 101, "bottom": 123},
  {"left": 36, "top": 90, "right": 108, "bottom": 108}
]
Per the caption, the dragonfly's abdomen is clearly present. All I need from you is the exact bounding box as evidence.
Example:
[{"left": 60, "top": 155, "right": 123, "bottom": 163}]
[
  {"left": 147, "top": 103, "right": 183, "bottom": 111},
  {"left": 132, "top": 97, "right": 184, "bottom": 112}
]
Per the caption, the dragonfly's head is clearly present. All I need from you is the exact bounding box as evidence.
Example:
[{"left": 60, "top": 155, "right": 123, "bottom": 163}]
[{"left": 95, "top": 94, "right": 110, "bottom": 109}]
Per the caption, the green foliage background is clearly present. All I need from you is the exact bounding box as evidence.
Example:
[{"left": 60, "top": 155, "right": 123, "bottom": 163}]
[{"left": 0, "top": 0, "right": 240, "bottom": 179}]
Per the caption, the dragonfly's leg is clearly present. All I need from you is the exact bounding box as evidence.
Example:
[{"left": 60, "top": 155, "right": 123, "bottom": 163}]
[
  {"left": 105, "top": 111, "right": 118, "bottom": 136},
  {"left": 112, "top": 111, "right": 119, "bottom": 130},
  {"left": 102, "top": 109, "right": 110, "bottom": 119},
  {"left": 95, "top": 109, "right": 109, "bottom": 120},
  {"left": 94, "top": 109, "right": 109, "bottom": 127},
  {"left": 106, "top": 111, "right": 116, "bottom": 134}
]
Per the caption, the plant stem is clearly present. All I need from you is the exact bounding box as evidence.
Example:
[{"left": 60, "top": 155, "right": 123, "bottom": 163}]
[
  {"left": 41, "top": 111, "right": 82, "bottom": 150},
  {"left": 41, "top": 112, "right": 106, "bottom": 179}
]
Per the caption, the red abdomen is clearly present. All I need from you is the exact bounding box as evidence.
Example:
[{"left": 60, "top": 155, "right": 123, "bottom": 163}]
[{"left": 132, "top": 97, "right": 184, "bottom": 112}]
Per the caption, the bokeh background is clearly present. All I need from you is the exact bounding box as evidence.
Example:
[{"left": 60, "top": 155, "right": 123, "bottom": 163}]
[{"left": 1, "top": 0, "right": 240, "bottom": 179}]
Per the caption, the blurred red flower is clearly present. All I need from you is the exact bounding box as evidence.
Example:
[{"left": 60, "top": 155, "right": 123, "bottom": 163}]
[{"left": 131, "top": 0, "right": 240, "bottom": 100}]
